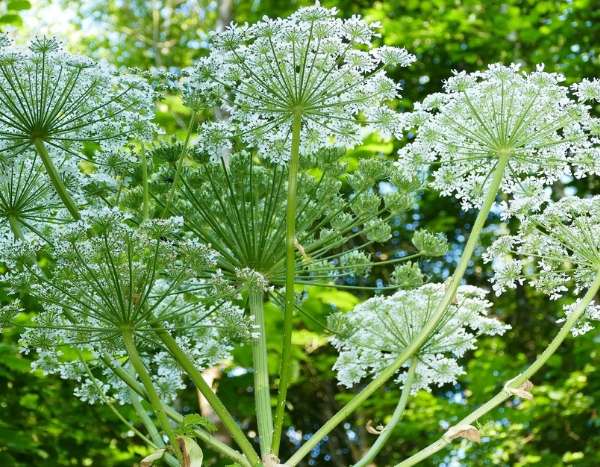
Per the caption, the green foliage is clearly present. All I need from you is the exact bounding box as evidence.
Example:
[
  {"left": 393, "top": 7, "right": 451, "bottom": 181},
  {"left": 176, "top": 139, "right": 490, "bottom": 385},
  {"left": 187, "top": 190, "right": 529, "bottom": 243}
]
[
  {"left": 0, "top": 1, "right": 598, "bottom": 466},
  {"left": 0, "top": 0, "right": 31, "bottom": 26}
]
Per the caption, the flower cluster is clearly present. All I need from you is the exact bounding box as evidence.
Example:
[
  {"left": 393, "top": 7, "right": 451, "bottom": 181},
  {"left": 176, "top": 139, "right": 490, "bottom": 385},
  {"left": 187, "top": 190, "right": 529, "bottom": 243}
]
[
  {"left": 329, "top": 284, "right": 509, "bottom": 392},
  {"left": 485, "top": 196, "right": 600, "bottom": 299},
  {"left": 559, "top": 300, "right": 600, "bottom": 337},
  {"left": 398, "top": 64, "right": 599, "bottom": 210},
  {"left": 186, "top": 3, "right": 414, "bottom": 162},
  {"left": 1, "top": 208, "right": 251, "bottom": 403},
  {"left": 173, "top": 149, "right": 419, "bottom": 294},
  {"left": 0, "top": 156, "right": 66, "bottom": 238},
  {"left": 0, "top": 36, "right": 155, "bottom": 203}
]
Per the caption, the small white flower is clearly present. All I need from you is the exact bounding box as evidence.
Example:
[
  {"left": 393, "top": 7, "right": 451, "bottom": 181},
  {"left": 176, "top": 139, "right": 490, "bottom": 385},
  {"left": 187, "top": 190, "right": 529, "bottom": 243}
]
[
  {"left": 400, "top": 64, "right": 599, "bottom": 210},
  {"left": 330, "top": 283, "right": 509, "bottom": 392},
  {"left": 185, "top": 4, "right": 414, "bottom": 163},
  {"left": 487, "top": 196, "right": 600, "bottom": 298}
]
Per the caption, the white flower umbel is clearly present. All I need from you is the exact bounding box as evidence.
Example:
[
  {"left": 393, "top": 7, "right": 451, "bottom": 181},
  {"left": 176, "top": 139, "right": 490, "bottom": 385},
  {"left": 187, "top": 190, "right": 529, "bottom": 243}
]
[
  {"left": 399, "top": 64, "right": 599, "bottom": 211},
  {"left": 0, "top": 36, "right": 155, "bottom": 219},
  {"left": 0, "top": 156, "right": 66, "bottom": 240},
  {"left": 178, "top": 150, "right": 418, "bottom": 292},
  {"left": 330, "top": 283, "right": 509, "bottom": 392},
  {"left": 186, "top": 3, "right": 414, "bottom": 162},
  {"left": 486, "top": 196, "right": 600, "bottom": 299},
  {"left": 1, "top": 208, "right": 250, "bottom": 404},
  {"left": 559, "top": 300, "right": 600, "bottom": 337}
]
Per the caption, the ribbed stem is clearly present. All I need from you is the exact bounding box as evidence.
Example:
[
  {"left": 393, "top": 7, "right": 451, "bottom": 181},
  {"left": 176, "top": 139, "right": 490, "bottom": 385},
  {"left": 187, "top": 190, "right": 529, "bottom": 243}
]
[
  {"left": 272, "top": 113, "right": 302, "bottom": 455},
  {"left": 250, "top": 287, "right": 274, "bottom": 457},
  {"left": 286, "top": 153, "right": 510, "bottom": 466},
  {"left": 33, "top": 138, "right": 80, "bottom": 220},
  {"left": 354, "top": 358, "right": 418, "bottom": 467},
  {"left": 396, "top": 269, "right": 600, "bottom": 467},
  {"left": 140, "top": 148, "right": 150, "bottom": 221},
  {"left": 122, "top": 330, "right": 181, "bottom": 460},
  {"left": 8, "top": 216, "right": 23, "bottom": 240},
  {"left": 101, "top": 354, "right": 251, "bottom": 467},
  {"left": 162, "top": 111, "right": 196, "bottom": 217},
  {"left": 154, "top": 324, "right": 262, "bottom": 466}
]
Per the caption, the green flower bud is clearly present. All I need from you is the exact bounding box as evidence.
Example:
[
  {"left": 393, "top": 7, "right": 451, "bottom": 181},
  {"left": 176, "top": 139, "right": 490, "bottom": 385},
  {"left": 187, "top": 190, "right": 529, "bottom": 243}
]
[
  {"left": 391, "top": 262, "right": 424, "bottom": 289},
  {"left": 365, "top": 218, "right": 392, "bottom": 243},
  {"left": 412, "top": 229, "right": 448, "bottom": 257}
]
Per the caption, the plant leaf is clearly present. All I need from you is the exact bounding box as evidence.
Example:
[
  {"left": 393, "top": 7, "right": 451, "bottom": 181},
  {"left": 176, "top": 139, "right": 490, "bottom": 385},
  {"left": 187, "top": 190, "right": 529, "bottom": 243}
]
[
  {"left": 178, "top": 436, "right": 203, "bottom": 467},
  {"left": 140, "top": 449, "right": 166, "bottom": 467}
]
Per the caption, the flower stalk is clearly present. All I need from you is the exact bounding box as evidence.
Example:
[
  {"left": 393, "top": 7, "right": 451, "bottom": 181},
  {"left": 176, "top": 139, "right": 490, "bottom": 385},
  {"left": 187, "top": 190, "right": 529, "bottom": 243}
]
[
  {"left": 140, "top": 148, "right": 150, "bottom": 221},
  {"left": 354, "top": 358, "right": 418, "bottom": 467},
  {"left": 285, "top": 152, "right": 510, "bottom": 466},
  {"left": 153, "top": 323, "right": 262, "bottom": 466},
  {"left": 162, "top": 111, "right": 197, "bottom": 217},
  {"left": 7, "top": 216, "right": 23, "bottom": 240},
  {"left": 33, "top": 138, "right": 80, "bottom": 220},
  {"left": 101, "top": 355, "right": 251, "bottom": 466},
  {"left": 249, "top": 287, "right": 274, "bottom": 457},
  {"left": 272, "top": 112, "right": 302, "bottom": 454},
  {"left": 396, "top": 268, "right": 600, "bottom": 467},
  {"left": 121, "top": 329, "right": 182, "bottom": 461}
]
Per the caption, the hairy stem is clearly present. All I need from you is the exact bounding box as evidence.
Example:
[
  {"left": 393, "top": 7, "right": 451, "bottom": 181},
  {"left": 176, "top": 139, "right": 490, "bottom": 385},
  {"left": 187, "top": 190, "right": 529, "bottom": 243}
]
[
  {"left": 101, "top": 355, "right": 251, "bottom": 467},
  {"left": 122, "top": 330, "right": 182, "bottom": 460},
  {"left": 250, "top": 287, "right": 274, "bottom": 457},
  {"left": 33, "top": 138, "right": 80, "bottom": 220},
  {"left": 396, "top": 269, "right": 600, "bottom": 466},
  {"left": 272, "top": 112, "right": 302, "bottom": 455},
  {"left": 154, "top": 324, "right": 262, "bottom": 466},
  {"left": 354, "top": 358, "right": 418, "bottom": 467},
  {"left": 162, "top": 111, "right": 197, "bottom": 217},
  {"left": 286, "top": 153, "right": 510, "bottom": 466}
]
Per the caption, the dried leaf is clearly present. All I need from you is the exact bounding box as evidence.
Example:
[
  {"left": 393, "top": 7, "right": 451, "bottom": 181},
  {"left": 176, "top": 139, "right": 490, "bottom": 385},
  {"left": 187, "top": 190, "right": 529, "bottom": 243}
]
[
  {"left": 444, "top": 424, "right": 481, "bottom": 443},
  {"left": 141, "top": 449, "right": 166, "bottom": 467},
  {"left": 263, "top": 454, "right": 287, "bottom": 467},
  {"left": 505, "top": 379, "right": 534, "bottom": 400},
  {"left": 178, "top": 436, "right": 204, "bottom": 467},
  {"left": 366, "top": 419, "right": 384, "bottom": 435}
]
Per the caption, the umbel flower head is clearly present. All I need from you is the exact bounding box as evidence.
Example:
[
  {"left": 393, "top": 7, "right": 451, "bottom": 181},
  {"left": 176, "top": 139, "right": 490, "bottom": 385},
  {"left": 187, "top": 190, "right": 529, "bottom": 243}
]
[
  {"left": 329, "top": 284, "right": 509, "bottom": 392},
  {"left": 398, "top": 63, "right": 599, "bottom": 210},
  {"left": 0, "top": 36, "right": 155, "bottom": 166},
  {"left": 0, "top": 208, "right": 252, "bottom": 403},
  {"left": 485, "top": 196, "right": 600, "bottom": 300},
  {"left": 186, "top": 3, "right": 415, "bottom": 162},
  {"left": 0, "top": 156, "right": 66, "bottom": 238},
  {"left": 170, "top": 149, "right": 422, "bottom": 294}
]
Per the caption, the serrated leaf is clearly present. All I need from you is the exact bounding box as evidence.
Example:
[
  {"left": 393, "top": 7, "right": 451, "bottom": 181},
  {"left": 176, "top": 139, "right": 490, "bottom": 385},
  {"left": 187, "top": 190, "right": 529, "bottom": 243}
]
[{"left": 182, "top": 413, "right": 217, "bottom": 433}]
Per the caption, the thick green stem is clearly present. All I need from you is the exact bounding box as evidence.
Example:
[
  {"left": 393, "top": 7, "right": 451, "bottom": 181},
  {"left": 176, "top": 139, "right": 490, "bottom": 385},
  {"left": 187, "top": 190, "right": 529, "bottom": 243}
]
[
  {"left": 121, "top": 330, "right": 182, "bottom": 460},
  {"left": 272, "top": 113, "right": 302, "bottom": 455},
  {"left": 154, "top": 324, "right": 262, "bottom": 466},
  {"left": 140, "top": 148, "right": 150, "bottom": 221},
  {"left": 128, "top": 366, "right": 163, "bottom": 448},
  {"left": 128, "top": 387, "right": 181, "bottom": 467},
  {"left": 162, "top": 111, "right": 196, "bottom": 217},
  {"left": 354, "top": 358, "right": 418, "bottom": 467},
  {"left": 250, "top": 287, "right": 274, "bottom": 457},
  {"left": 396, "top": 269, "right": 600, "bottom": 467},
  {"left": 8, "top": 216, "right": 23, "bottom": 240},
  {"left": 33, "top": 138, "right": 80, "bottom": 220},
  {"left": 286, "top": 154, "right": 510, "bottom": 466},
  {"left": 101, "top": 355, "right": 251, "bottom": 467}
]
